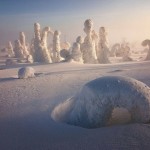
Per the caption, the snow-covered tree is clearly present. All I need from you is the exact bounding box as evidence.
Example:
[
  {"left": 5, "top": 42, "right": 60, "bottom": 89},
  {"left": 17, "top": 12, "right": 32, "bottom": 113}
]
[
  {"left": 19, "top": 32, "right": 30, "bottom": 58},
  {"left": 33, "top": 23, "right": 52, "bottom": 63},
  {"left": 81, "top": 19, "right": 97, "bottom": 64},
  {"left": 76, "top": 36, "right": 83, "bottom": 45},
  {"left": 71, "top": 42, "right": 83, "bottom": 62},
  {"left": 110, "top": 43, "right": 120, "bottom": 57},
  {"left": 121, "top": 43, "right": 132, "bottom": 61},
  {"left": 142, "top": 39, "right": 150, "bottom": 60},
  {"left": 97, "top": 27, "right": 110, "bottom": 63},
  {"left": 7, "top": 41, "right": 14, "bottom": 57},
  {"left": 52, "top": 30, "right": 61, "bottom": 62},
  {"left": 13, "top": 40, "right": 24, "bottom": 59}
]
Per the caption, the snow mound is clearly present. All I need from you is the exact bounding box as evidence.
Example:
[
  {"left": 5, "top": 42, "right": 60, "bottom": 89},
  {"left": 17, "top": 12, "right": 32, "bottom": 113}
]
[
  {"left": 51, "top": 76, "right": 150, "bottom": 128},
  {"left": 18, "top": 67, "right": 35, "bottom": 79}
]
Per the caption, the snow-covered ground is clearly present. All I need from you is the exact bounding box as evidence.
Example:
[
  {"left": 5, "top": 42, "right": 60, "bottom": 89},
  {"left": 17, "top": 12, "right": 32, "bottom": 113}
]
[{"left": 1, "top": 54, "right": 150, "bottom": 149}]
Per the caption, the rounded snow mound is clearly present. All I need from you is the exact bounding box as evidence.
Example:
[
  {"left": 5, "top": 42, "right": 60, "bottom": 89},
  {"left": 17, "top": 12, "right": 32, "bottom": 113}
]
[
  {"left": 18, "top": 67, "right": 35, "bottom": 79},
  {"left": 51, "top": 76, "right": 150, "bottom": 128}
]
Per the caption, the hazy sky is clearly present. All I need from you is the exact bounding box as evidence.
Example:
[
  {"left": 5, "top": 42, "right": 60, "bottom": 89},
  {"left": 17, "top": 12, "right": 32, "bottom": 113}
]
[{"left": 0, "top": 0, "right": 150, "bottom": 47}]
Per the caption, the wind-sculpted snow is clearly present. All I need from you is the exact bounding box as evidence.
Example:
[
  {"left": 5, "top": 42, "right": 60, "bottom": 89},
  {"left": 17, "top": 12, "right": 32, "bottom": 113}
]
[{"left": 51, "top": 76, "right": 150, "bottom": 128}]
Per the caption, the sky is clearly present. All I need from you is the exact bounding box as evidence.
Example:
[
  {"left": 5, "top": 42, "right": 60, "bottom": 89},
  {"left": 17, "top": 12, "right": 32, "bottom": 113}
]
[{"left": 0, "top": 0, "right": 150, "bottom": 48}]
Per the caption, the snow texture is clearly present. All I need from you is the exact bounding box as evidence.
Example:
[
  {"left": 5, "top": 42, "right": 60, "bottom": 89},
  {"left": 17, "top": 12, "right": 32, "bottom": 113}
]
[
  {"left": 51, "top": 76, "right": 150, "bottom": 128},
  {"left": 18, "top": 67, "right": 35, "bottom": 79},
  {"left": 97, "top": 27, "right": 110, "bottom": 63}
]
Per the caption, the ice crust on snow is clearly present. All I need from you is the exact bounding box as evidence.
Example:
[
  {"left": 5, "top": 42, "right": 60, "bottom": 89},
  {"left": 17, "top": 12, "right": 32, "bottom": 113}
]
[{"left": 51, "top": 76, "right": 150, "bottom": 128}]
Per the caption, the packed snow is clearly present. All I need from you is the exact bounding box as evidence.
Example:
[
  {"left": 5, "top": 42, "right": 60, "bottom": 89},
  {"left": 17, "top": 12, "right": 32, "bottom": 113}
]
[{"left": 1, "top": 60, "right": 150, "bottom": 149}]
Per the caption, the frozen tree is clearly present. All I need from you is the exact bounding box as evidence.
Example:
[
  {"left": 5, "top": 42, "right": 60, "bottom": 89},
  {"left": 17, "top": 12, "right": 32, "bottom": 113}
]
[
  {"left": 41, "top": 26, "right": 52, "bottom": 62},
  {"left": 33, "top": 23, "right": 40, "bottom": 62},
  {"left": 26, "top": 55, "right": 34, "bottom": 63},
  {"left": 92, "top": 30, "right": 99, "bottom": 55},
  {"left": 142, "top": 39, "right": 150, "bottom": 60},
  {"left": 76, "top": 36, "right": 83, "bottom": 45},
  {"left": 52, "top": 30, "right": 61, "bottom": 62},
  {"left": 18, "top": 67, "right": 35, "bottom": 79},
  {"left": 19, "top": 32, "right": 30, "bottom": 58},
  {"left": 51, "top": 76, "right": 150, "bottom": 128},
  {"left": 121, "top": 44, "right": 133, "bottom": 61},
  {"left": 7, "top": 41, "right": 14, "bottom": 57},
  {"left": 97, "top": 27, "right": 110, "bottom": 63},
  {"left": 13, "top": 40, "right": 24, "bottom": 59},
  {"left": 33, "top": 23, "right": 51, "bottom": 63},
  {"left": 41, "top": 27, "right": 50, "bottom": 47},
  {"left": 71, "top": 42, "right": 83, "bottom": 62},
  {"left": 81, "top": 19, "right": 97, "bottom": 64},
  {"left": 110, "top": 43, "right": 120, "bottom": 57}
]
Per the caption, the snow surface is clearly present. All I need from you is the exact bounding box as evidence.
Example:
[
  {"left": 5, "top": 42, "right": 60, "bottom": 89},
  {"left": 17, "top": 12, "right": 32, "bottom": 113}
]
[{"left": 1, "top": 59, "right": 150, "bottom": 149}]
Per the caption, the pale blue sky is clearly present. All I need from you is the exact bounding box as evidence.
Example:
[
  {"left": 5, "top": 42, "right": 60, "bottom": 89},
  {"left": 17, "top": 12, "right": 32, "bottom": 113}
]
[{"left": 0, "top": 0, "right": 150, "bottom": 47}]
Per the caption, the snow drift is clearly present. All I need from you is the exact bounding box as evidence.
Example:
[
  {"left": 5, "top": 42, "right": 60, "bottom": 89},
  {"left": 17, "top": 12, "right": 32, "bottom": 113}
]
[{"left": 51, "top": 76, "right": 150, "bottom": 128}]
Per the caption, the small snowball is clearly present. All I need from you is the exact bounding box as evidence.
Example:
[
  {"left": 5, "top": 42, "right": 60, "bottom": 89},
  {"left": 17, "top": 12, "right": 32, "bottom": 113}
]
[{"left": 18, "top": 67, "right": 35, "bottom": 79}]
